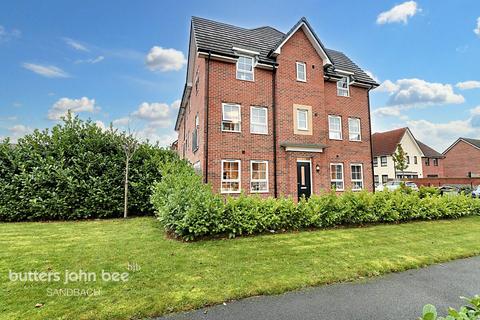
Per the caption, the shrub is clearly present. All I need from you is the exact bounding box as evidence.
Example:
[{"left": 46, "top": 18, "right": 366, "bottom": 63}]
[
  {"left": 151, "top": 167, "right": 480, "bottom": 241},
  {"left": 419, "top": 295, "right": 480, "bottom": 320},
  {"left": 0, "top": 114, "right": 176, "bottom": 221}
]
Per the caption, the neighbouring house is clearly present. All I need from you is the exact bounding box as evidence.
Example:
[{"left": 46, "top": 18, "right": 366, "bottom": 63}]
[
  {"left": 416, "top": 140, "right": 444, "bottom": 177},
  {"left": 443, "top": 138, "right": 480, "bottom": 178},
  {"left": 175, "top": 16, "right": 378, "bottom": 199},
  {"left": 371, "top": 127, "right": 444, "bottom": 185}
]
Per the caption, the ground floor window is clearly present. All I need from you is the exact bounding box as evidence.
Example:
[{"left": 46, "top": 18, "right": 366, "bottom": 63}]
[
  {"left": 330, "top": 163, "right": 344, "bottom": 191},
  {"left": 374, "top": 175, "right": 379, "bottom": 186},
  {"left": 351, "top": 164, "right": 363, "bottom": 190},
  {"left": 382, "top": 175, "right": 388, "bottom": 184},
  {"left": 193, "top": 161, "right": 201, "bottom": 175},
  {"left": 250, "top": 161, "right": 268, "bottom": 193},
  {"left": 221, "top": 160, "right": 241, "bottom": 193}
]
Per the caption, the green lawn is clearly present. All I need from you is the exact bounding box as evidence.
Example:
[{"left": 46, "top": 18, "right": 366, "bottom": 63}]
[{"left": 1, "top": 217, "right": 480, "bottom": 320}]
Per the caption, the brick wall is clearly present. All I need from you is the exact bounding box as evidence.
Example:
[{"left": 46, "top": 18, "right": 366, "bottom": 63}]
[
  {"left": 177, "top": 28, "right": 373, "bottom": 197},
  {"left": 411, "top": 177, "right": 480, "bottom": 187},
  {"left": 421, "top": 157, "right": 445, "bottom": 177},
  {"left": 443, "top": 140, "right": 480, "bottom": 177}
]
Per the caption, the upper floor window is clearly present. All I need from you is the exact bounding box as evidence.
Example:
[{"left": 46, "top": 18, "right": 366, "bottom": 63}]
[
  {"left": 433, "top": 158, "right": 439, "bottom": 166},
  {"left": 297, "top": 109, "right": 309, "bottom": 131},
  {"left": 236, "top": 56, "right": 254, "bottom": 81},
  {"left": 296, "top": 62, "right": 306, "bottom": 82},
  {"left": 221, "top": 160, "right": 241, "bottom": 193},
  {"left": 328, "top": 115, "right": 342, "bottom": 140},
  {"left": 348, "top": 117, "right": 361, "bottom": 141},
  {"left": 250, "top": 106, "right": 268, "bottom": 134},
  {"left": 425, "top": 158, "right": 430, "bottom": 166},
  {"left": 414, "top": 156, "right": 418, "bottom": 164},
  {"left": 250, "top": 160, "right": 268, "bottom": 193},
  {"left": 222, "top": 103, "right": 241, "bottom": 132},
  {"left": 192, "top": 114, "right": 199, "bottom": 152},
  {"left": 337, "top": 76, "right": 350, "bottom": 97},
  {"left": 373, "top": 157, "right": 378, "bottom": 167},
  {"left": 380, "top": 156, "right": 387, "bottom": 167},
  {"left": 351, "top": 164, "right": 364, "bottom": 191},
  {"left": 406, "top": 156, "right": 410, "bottom": 164}
]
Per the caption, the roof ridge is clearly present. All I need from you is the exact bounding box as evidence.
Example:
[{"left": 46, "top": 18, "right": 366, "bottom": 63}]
[{"left": 191, "top": 16, "right": 251, "bottom": 32}]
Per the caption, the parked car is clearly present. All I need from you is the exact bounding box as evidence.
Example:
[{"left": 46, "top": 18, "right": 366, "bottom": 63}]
[
  {"left": 438, "top": 185, "right": 460, "bottom": 196},
  {"left": 472, "top": 185, "right": 480, "bottom": 198},
  {"left": 375, "top": 180, "right": 418, "bottom": 192}
]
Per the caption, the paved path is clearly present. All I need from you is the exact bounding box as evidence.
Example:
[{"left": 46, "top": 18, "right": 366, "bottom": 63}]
[{"left": 158, "top": 256, "right": 480, "bottom": 320}]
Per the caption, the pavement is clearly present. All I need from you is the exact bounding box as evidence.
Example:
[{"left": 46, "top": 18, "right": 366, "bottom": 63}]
[{"left": 157, "top": 256, "right": 480, "bottom": 320}]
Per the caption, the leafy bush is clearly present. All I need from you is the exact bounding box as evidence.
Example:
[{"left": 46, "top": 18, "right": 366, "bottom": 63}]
[
  {"left": 151, "top": 165, "right": 480, "bottom": 240},
  {"left": 419, "top": 295, "right": 480, "bottom": 320},
  {"left": 0, "top": 114, "right": 176, "bottom": 221},
  {"left": 419, "top": 186, "right": 440, "bottom": 198}
]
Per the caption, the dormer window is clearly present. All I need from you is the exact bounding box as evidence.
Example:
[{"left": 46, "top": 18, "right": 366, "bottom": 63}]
[
  {"left": 236, "top": 56, "right": 254, "bottom": 81},
  {"left": 337, "top": 76, "right": 350, "bottom": 97},
  {"left": 296, "top": 62, "right": 306, "bottom": 82}
]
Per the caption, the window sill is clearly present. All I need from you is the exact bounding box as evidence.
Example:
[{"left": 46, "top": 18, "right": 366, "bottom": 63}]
[
  {"left": 349, "top": 139, "right": 362, "bottom": 142},
  {"left": 296, "top": 79, "right": 307, "bottom": 83},
  {"left": 221, "top": 190, "right": 241, "bottom": 194},
  {"left": 251, "top": 190, "right": 269, "bottom": 194},
  {"left": 236, "top": 77, "right": 255, "bottom": 82},
  {"left": 329, "top": 137, "right": 343, "bottom": 141},
  {"left": 221, "top": 129, "right": 242, "bottom": 133},
  {"left": 250, "top": 131, "right": 269, "bottom": 135}
]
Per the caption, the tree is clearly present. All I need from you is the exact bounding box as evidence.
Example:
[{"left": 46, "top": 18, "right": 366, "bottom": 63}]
[
  {"left": 122, "top": 131, "right": 139, "bottom": 218},
  {"left": 392, "top": 143, "right": 408, "bottom": 179}
]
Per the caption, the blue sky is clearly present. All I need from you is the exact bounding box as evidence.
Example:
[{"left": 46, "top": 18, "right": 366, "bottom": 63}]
[{"left": 0, "top": 0, "right": 479, "bottom": 151}]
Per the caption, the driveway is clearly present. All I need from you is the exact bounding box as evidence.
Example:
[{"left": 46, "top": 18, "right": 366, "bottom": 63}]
[{"left": 158, "top": 256, "right": 480, "bottom": 320}]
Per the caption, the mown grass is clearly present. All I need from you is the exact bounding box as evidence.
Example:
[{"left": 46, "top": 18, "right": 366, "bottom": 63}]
[{"left": 1, "top": 216, "right": 480, "bottom": 319}]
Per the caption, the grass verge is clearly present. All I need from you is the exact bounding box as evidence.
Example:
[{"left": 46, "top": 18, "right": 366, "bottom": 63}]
[{"left": 1, "top": 216, "right": 480, "bottom": 319}]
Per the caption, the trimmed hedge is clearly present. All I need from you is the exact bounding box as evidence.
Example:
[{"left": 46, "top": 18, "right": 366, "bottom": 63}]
[
  {"left": 0, "top": 115, "right": 177, "bottom": 221},
  {"left": 151, "top": 161, "right": 480, "bottom": 241}
]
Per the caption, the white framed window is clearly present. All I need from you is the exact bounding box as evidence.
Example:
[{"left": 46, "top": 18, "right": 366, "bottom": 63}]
[
  {"left": 250, "top": 106, "right": 268, "bottom": 134},
  {"left": 296, "top": 62, "right": 306, "bottom": 82},
  {"left": 380, "top": 156, "right": 387, "bottom": 167},
  {"left": 297, "top": 109, "right": 309, "bottom": 131},
  {"left": 351, "top": 164, "right": 364, "bottom": 191},
  {"left": 328, "top": 115, "right": 342, "bottom": 140},
  {"left": 330, "top": 163, "right": 344, "bottom": 191},
  {"left": 221, "top": 160, "right": 241, "bottom": 193},
  {"left": 222, "top": 103, "right": 241, "bottom": 132},
  {"left": 373, "top": 157, "right": 378, "bottom": 167},
  {"left": 236, "top": 56, "right": 254, "bottom": 81},
  {"left": 193, "top": 161, "right": 201, "bottom": 175},
  {"left": 250, "top": 161, "right": 268, "bottom": 193},
  {"left": 337, "top": 76, "right": 350, "bottom": 97},
  {"left": 348, "top": 117, "right": 361, "bottom": 141}
]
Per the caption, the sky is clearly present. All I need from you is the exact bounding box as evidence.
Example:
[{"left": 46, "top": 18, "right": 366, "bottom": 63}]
[{"left": 0, "top": 0, "right": 479, "bottom": 151}]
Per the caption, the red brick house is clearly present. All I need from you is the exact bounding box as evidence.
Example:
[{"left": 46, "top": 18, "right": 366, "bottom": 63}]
[
  {"left": 416, "top": 140, "right": 444, "bottom": 178},
  {"left": 175, "top": 17, "right": 378, "bottom": 199},
  {"left": 443, "top": 138, "right": 480, "bottom": 177}
]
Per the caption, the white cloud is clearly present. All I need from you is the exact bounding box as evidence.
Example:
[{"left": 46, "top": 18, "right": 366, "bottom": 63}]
[
  {"left": 456, "top": 80, "right": 480, "bottom": 90},
  {"left": 94, "top": 120, "right": 107, "bottom": 131},
  {"left": 145, "top": 46, "right": 187, "bottom": 72},
  {"left": 63, "top": 37, "right": 89, "bottom": 52},
  {"left": 474, "top": 17, "right": 480, "bottom": 36},
  {"left": 112, "top": 117, "right": 131, "bottom": 126},
  {"left": 372, "top": 106, "right": 408, "bottom": 120},
  {"left": 48, "top": 97, "right": 97, "bottom": 120},
  {"left": 0, "top": 25, "right": 21, "bottom": 43},
  {"left": 377, "top": 1, "right": 419, "bottom": 25},
  {"left": 382, "top": 78, "right": 464, "bottom": 107},
  {"left": 75, "top": 56, "right": 104, "bottom": 64},
  {"left": 5, "top": 124, "right": 33, "bottom": 142},
  {"left": 376, "top": 80, "right": 399, "bottom": 93},
  {"left": 22, "top": 63, "right": 70, "bottom": 78},
  {"left": 132, "top": 102, "right": 170, "bottom": 121}
]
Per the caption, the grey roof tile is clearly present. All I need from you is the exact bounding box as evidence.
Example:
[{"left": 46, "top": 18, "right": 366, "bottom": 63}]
[{"left": 191, "top": 16, "right": 378, "bottom": 86}]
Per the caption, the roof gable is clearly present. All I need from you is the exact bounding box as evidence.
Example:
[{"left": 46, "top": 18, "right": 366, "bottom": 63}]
[
  {"left": 416, "top": 140, "right": 444, "bottom": 158},
  {"left": 270, "top": 18, "right": 332, "bottom": 66},
  {"left": 443, "top": 137, "right": 480, "bottom": 154},
  {"left": 372, "top": 127, "right": 424, "bottom": 156}
]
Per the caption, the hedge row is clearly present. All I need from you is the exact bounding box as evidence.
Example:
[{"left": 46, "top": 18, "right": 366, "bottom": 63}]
[
  {"left": 151, "top": 161, "right": 480, "bottom": 241},
  {"left": 0, "top": 115, "right": 177, "bottom": 221}
]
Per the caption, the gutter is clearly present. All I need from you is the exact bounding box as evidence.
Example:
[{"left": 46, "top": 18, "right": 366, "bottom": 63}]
[
  {"left": 367, "top": 84, "right": 376, "bottom": 192},
  {"left": 272, "top": 65, "right": 278, "bottom": 198},
  {"left": 204, "top": 51, "right": 211, "bottom": 183}
]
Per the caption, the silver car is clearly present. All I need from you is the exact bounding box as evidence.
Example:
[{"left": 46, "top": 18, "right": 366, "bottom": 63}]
[
  {"left": 375, "top": 180, "right": 418, "bottom": 192},
  {"left": 472, "top": 185, "right": 480, "bottom": 198}
]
